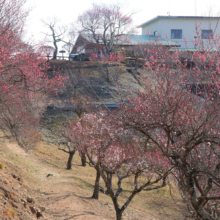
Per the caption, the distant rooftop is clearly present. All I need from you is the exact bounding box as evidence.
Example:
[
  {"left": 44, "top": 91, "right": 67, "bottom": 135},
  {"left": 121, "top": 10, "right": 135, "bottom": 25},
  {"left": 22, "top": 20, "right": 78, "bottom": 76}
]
[
  {"left": 139, "top": 16, "right": 220, "bottom": 28},
  {"left": 126, "top": 35, "right": 179, "bottom": 46},
  {"left": 81, "top": 33, "right": 179, "bottom": 47}
]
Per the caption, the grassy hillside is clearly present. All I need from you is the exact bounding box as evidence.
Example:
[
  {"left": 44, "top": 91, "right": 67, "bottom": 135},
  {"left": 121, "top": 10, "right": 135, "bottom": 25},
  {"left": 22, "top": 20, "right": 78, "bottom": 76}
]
[
  {"left": 48, "top": 60, "right": 146, "bottom": 103},
  {"left": 0, "top": 135, "right": 188, "bottom": 220},
  {"left": 0, "top": 60, "right": 190, "bottom": 220}
]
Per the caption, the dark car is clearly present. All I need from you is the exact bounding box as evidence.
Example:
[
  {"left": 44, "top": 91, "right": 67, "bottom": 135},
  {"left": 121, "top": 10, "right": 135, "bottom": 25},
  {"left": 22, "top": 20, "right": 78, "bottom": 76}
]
[{"left": 72, "top": 53, "right": 89, "bottom": 61}]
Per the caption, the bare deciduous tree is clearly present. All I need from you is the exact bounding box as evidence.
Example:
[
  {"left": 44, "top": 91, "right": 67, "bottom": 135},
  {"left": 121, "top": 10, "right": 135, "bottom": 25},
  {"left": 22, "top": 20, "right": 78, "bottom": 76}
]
[
  {"left": 62, "top": 25, "right": 76, "bottom": 60},
  {"left": 42, "top": 18, "right": 67, "bottom": 59},
  {"left": 78, "top": 4, "right": 136, "bottom": 56}
]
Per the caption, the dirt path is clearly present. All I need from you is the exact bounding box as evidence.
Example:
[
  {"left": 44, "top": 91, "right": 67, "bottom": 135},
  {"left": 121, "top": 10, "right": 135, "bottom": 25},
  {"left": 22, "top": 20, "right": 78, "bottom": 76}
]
[{"left": 6, "top": 142, "right": 110, "bottom": 220}]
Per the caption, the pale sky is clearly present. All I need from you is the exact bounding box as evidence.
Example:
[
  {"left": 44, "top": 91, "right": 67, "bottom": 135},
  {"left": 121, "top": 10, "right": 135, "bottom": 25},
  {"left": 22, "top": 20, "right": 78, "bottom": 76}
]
[{"left": 24, "top": 0, "right": 220, "bottom": 49}]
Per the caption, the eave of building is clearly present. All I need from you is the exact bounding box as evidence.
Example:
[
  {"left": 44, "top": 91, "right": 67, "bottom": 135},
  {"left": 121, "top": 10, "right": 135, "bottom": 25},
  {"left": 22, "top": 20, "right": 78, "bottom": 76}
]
[{"left": 138, "top": 16, "right": 220, "bottom": 28}]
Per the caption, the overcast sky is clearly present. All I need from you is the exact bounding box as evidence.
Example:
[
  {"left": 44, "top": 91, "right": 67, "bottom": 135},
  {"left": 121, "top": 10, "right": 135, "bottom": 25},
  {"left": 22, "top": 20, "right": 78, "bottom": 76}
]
[{"left": 24, "top": 0, "right": 220, "bottom": 48}]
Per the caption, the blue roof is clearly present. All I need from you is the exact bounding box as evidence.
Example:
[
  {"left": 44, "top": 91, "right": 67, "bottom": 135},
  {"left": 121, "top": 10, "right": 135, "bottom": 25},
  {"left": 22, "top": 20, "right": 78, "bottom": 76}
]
[
  {"left": 124, "top": 35, "right": 179, "bottom": 46},
  {"left": 80, "top": 33, "right": 179, "bottom": 47}
]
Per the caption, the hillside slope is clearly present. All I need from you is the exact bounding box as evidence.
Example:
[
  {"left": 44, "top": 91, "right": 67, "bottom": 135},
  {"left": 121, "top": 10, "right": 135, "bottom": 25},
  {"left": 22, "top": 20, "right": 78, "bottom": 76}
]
[
  {"left": 0, "top": 60, "right": 189, "bottom": 219},
  {"left": 0, "top": 134, "right": 188, "bottom": 220},
  {"left": 48, "top": 60, "right": 147, "bottom": 103}
]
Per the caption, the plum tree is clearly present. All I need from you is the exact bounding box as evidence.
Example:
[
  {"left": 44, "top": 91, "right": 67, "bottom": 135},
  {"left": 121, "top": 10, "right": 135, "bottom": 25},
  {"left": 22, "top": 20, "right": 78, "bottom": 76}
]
[
  {"left": 0, "top": 0, "right": 65, "bottom": 148},
  {"left": 115, "top": 41, "right": 220, "bottom": 219}
]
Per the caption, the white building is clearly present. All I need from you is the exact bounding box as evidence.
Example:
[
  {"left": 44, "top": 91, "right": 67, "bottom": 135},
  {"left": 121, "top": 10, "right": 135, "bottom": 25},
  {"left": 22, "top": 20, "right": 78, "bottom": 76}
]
[{"left": 139, "top": 16, "right": 220, "bottom": 49}]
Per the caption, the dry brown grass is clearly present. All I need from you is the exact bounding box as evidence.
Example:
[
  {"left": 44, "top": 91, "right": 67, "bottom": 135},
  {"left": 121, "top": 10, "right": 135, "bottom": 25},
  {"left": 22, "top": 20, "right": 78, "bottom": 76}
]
[
  {"left": 0, "top": 129, "right": 189, "bottom": 220},
  {"left": 34, "top": 140, "right": 188, "bottom": 220}
]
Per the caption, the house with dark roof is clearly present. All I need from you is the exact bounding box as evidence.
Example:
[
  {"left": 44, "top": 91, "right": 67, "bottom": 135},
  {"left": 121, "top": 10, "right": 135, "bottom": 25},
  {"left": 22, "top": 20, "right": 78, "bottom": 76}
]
[
  {"left": 71, "top": 33, "right": 179, "bottom": 58},
  {"left": 71, "top": 34, "right": 102, "bottom": 56},
  {"left": 139, "top": 16, "right": 220, "bottom": 49}
]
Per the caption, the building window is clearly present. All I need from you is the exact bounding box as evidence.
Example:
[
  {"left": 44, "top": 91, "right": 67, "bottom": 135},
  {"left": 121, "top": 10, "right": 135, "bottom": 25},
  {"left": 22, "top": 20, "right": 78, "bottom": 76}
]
[
  {"left": 202, "top": 30, "right": 213, "bottom": 39},
  {"left": 171, "top": 29, "right": 182, "bottom": 39}
]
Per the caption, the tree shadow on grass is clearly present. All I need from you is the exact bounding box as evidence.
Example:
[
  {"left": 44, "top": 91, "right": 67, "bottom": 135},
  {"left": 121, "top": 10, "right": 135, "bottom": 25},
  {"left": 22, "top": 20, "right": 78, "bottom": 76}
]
[{"left": 49, "top": 208, "right": 96, "bottom": 219}]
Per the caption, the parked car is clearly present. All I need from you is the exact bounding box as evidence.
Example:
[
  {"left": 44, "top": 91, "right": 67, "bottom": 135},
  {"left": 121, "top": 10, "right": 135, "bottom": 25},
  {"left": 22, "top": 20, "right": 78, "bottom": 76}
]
[
  {"left": 70, "top": 54, "right": 79, "bottom": 60},
  {"left": 73, "top": 53, "right": 90, "bottom": 61}
]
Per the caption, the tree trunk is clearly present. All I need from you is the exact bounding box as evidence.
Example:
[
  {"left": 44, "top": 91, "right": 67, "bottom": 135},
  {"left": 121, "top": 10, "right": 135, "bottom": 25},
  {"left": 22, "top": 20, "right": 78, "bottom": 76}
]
[
  {"left": 195, "top": 206, "right": 212, "bottom": 220},
  {"left": 53, "top": 44, "right": 58, "bottom": 60},
  {"left": 50, "top": 25, "right": 58, "bottom": 60},
  {"left": 81, "top": 153, "right": 86, "bottom": 166},
  {"left": 188, "top": 175, "right": 212, "bottom": 220},
  {"left": 116, "top": 210, "right": 123, "bottom": 220},
  {"left": 78, "top": 57, "right": 83, "bottom": 74},
  {"left": 67, "top": 151, "right": 75, "bottom": 170},
  {"left": 73, "top": 85, "right": 77, "bottom": 98},
  {"left": 106, "top": 65, "right": 110, "bottom": 82},
  {"left": 104, "top": 172, "right": 123, "bottom": 220},
  {"left": 92, "top": 166, "right": 100, "bottom": 199}
]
